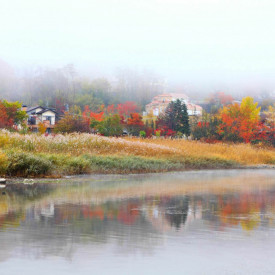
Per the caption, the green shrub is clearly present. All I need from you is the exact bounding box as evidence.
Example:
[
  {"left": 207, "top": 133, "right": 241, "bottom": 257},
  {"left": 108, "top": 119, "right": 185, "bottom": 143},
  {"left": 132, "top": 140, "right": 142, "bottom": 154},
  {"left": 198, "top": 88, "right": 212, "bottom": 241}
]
[
  {"left": 6, "top": 151, "right": 52, "bottom": 177},
  {"left": 42, "top": 154, "right": 91, "bottom": 175},
  {"left": 139, "top": 131, "right": 146, "bottom": 138},
  {"left": 63, "top": 156, "right": 91, "bottom": 174}
]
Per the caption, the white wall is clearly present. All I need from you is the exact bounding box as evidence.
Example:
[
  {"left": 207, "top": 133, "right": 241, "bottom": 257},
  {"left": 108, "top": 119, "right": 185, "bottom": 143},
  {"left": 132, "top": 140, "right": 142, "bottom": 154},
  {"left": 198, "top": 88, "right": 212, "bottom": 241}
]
[{"left": 42, "top": 111, "right": 56, "bottom": 125}]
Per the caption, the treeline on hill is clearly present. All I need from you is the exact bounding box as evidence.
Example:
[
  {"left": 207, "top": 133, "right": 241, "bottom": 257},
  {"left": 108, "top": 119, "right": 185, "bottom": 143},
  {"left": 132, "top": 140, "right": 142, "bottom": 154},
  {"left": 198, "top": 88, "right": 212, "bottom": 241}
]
[{"left": 1, "top": 64, "right": 165, "bottom": 112}]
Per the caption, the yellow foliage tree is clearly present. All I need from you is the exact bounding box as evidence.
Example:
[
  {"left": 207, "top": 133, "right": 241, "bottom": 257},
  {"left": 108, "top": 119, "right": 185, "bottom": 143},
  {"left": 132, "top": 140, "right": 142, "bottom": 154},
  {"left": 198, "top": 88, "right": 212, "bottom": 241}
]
[
  {"left": 240, "top": 96, "right": 261, "bottom": 122},
  {"left": 38, "top": 122, "right": 47, "bottom": 134},
  {"left": 264, "top": 104, "right": 275, "bottom": 127}
]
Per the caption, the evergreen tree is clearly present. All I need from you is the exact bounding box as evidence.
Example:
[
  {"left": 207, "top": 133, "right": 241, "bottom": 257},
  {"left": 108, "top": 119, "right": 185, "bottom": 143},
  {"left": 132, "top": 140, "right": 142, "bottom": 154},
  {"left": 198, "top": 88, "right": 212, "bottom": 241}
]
[
  {"left": 151, "top": 120, "right": 155, "bottom": 130},
  {"left": 163, "top": 99, "right": 190, "bottom": 136},
  {"left": 182, "top": 103, "right": 190, "bottom": 136}
]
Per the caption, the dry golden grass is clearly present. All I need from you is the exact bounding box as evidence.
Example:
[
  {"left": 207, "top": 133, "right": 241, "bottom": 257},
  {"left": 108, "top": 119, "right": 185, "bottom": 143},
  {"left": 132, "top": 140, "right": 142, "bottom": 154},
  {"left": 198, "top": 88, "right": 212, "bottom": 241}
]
[
  {"left": 126, "top": 137, "right": 275, "bottom": 165},
  {"left": 0, "top": 131, "right": 274, "bottom": 171},
  {"left": 0, "top": 131, "right": 176, "bottom": 158}
]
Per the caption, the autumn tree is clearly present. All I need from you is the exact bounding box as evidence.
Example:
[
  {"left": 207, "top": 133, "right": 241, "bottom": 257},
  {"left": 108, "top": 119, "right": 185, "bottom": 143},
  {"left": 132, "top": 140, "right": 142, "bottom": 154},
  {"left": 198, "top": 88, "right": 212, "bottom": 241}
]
[
  {"left": 0, "top": 100, "right": 27, "bottom": 129},
  {"left": 38, "top": 122, "right": 47, "bottom": 134},
  {"left": 218, "top": 97, "right": 261, "bottom": 143},
  {"left": 3, "top": 100, "right": 27, "bottom": 125},
  {"left": 97, "top": 114, "right": 123, "bottom": 136},
  {"left": 0, "top": 102, "right": 10, "bottom": 128},
  {"left": 126, "top": 113, "right": 144, "bottom": 136},
  {"left": 82, "top": 105, "right": 104, "bottom": 130},
  {"left": 54, "top": 113, "right": 90, "bottom": 133},
  {"left": 192, "top": 117, "right": 222, "bottom": 142},
  {"left": 117, "top": 101, "right": 140, "bottom": 117}
]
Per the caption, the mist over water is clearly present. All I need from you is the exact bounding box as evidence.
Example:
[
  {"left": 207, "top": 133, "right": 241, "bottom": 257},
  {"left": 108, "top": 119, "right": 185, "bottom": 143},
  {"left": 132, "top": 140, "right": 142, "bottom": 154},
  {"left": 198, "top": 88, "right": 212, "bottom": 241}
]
[{"left": 1, "top": 0, "right": 275, "bottom": 98}]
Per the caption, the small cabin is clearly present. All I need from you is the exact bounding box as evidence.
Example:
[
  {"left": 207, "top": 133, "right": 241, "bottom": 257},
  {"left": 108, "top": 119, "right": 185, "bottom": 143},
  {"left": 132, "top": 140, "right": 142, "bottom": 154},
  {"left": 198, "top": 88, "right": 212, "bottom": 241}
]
[{"left": 25, "top": 106, "right": 57, "bottom": 133}]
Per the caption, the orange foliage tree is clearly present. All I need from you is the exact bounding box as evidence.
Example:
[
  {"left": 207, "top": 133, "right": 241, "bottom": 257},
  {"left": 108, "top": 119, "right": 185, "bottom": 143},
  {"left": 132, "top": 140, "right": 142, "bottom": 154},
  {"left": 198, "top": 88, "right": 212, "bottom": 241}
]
[
  {"left": 83, "top": 105, "right": 104, "bottom": 129},
  {"left": 218, "top": 97, "right": 261, "bottom": 143},
  {"left": 126, "top": 113, "right": 144, "bottom": 136}
]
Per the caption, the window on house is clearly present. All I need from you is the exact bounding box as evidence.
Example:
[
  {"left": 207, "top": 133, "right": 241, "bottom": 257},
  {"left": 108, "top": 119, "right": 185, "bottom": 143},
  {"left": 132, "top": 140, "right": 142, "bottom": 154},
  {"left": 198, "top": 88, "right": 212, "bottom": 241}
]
[{"left": 45, "top": 116, "right": 52, "bottom": 124}]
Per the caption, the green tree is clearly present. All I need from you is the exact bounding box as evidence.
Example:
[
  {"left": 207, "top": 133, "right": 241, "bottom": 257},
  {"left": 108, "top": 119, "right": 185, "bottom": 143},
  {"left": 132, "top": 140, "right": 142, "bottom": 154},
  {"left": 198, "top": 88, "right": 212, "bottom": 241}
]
[
  {"left": 97, "top": 114, "right": 123, "bottom": 136},
  {"left": 182, "top": 103, "right": 190, "bottom": 136},
  {"left": 163, "top": 99, "right": 190, "bottom": 136}
]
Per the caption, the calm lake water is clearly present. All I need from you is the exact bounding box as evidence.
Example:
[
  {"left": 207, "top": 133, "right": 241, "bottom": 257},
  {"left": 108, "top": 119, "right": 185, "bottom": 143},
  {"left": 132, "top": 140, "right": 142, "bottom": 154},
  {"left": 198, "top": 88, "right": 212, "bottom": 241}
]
[{"left": 0, "top": 169, "right": 275, "bottom": 275}]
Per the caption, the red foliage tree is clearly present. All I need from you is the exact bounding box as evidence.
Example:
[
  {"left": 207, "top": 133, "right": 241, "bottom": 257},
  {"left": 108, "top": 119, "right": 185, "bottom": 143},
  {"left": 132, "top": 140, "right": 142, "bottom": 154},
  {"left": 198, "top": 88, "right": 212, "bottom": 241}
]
[
  {"left": 127, "top": 113, "right": 144, "bottom": 126},
  {"left": 117, "top": 101, "right": 139, "bottom": 117},
  {"left": 106, "top": 104, "right": 115, "bottom": 114},
  {"left": 0, "top": 102, "right": 11, "bottom": 128},
  {"left": 126, "top": 113, "right": 144, "bottom": 136},
  {"left": 83, "top": 105, "right": 104, "bottom": 129}
]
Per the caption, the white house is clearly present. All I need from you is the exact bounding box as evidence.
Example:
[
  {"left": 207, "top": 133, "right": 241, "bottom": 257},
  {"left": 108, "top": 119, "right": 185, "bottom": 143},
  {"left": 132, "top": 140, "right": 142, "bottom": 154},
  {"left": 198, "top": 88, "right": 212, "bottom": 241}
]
[
  {"left": 23, "top": 106, "right": 57, "bottom": 133},
  {"left": 145, "top": 93, "right": 203, "bottom": 117}
]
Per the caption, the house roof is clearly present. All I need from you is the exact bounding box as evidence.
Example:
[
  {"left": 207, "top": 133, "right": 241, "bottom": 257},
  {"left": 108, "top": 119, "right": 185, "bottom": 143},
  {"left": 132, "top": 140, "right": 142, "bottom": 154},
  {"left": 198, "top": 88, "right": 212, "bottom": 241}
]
[
  {"left": 26, "top": 106, "right": 44, "bottom": 113},
  {"left": 27, "top": 106, "right": 57, "bottom": 115},
  {"left": 36, "top": 108, "right": 57, "bottom": 115}
]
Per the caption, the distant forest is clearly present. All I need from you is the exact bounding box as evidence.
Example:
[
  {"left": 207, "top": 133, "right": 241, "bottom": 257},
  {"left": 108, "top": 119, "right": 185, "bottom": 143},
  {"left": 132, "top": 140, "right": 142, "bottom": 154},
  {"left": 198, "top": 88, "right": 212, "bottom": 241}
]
[
  {"left": 0, "top": 60, "right": 166, "bottom": 113},
  {"left": 0, "top": 59, "right": 274, "bottom": 114}
]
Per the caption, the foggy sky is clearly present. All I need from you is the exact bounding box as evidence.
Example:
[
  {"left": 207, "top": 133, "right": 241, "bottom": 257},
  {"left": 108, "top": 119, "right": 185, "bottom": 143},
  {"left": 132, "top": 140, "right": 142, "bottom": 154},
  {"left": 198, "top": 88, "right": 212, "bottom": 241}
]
[{"left": 1, "top": 0, "right": 275, "bottom": 94}]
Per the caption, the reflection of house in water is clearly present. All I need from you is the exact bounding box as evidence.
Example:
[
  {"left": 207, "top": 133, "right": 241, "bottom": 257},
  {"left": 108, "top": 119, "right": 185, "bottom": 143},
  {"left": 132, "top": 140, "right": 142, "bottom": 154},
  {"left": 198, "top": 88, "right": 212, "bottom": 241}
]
[
  {"left": 40, "top": 203, "right": 55, "bottom": 218},
  {"left": 144, "top": 196, "right": 204, "bottom": 232},
  {"left": 144, "top": 196, "right": 201, "bottom": 232},
  {"left": 164, "top": 197, "right": 189, "bottom": 230}
]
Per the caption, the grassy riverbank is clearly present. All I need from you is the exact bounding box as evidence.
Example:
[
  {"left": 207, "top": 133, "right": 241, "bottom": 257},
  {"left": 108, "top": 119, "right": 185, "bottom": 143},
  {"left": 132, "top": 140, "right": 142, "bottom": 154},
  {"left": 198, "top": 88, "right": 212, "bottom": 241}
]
[{"left": 0, "top": 131, "right": 274, "bottom": 177}]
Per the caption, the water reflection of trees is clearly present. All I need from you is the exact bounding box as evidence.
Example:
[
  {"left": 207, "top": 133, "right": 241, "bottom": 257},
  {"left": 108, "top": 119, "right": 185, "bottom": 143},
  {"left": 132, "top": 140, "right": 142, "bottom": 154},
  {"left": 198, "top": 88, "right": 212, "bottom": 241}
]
[
  {"left": 163, "top": 197, "right": 189, "bottom": 230},
  {"left": 197, "top": 190, "right": 275, "bottom": 231},
  {"left": 1, "top": 188, "right": 275, "bottom": 234},
  {"left": 0, "top": 182, "right": 275, "bottom": 260},
  {"left": 0, "top": 184, "right": 53, "bottom": 231}
]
